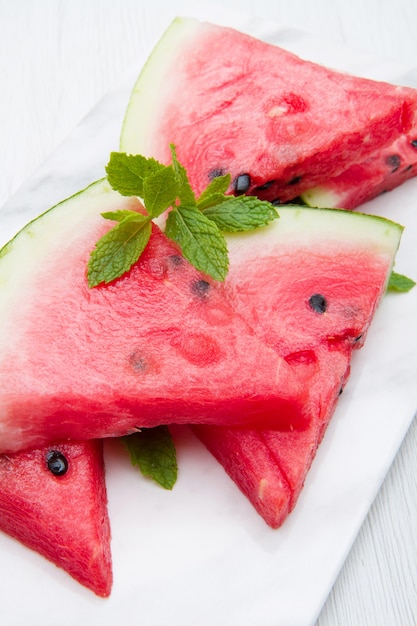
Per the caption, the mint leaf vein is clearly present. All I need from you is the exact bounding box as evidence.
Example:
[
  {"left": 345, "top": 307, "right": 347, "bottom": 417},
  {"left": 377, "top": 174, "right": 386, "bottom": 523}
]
[
  {"left": 202, "top": 195, "right": 279, "bottom": 232},
  {"left": 88, "top": 213, "right": 152, "bottom": 287},
  {"left": 165, "top": 205, "right": 229, "bottom": 281},
  {"left": 106, "top": 152, "right": 165, "bottom": 197}
]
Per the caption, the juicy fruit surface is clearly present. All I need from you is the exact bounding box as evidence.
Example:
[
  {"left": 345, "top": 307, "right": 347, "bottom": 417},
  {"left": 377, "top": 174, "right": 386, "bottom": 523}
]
[
  {"left": 0, "top": 182, "right": 401, "bottom": 456},
  {"left": 194, "top": 347, "right": 347, "bottom": 528},
  {"left": 192, "top": 207, "right": 402, "bottom": 528},
  {"left": 225, "top": 207, "right": 401, "bottom": 353},
  {"left": 0, "top": 181, "right": 316, "bottom": 453},
  {"left": 121, "top": 18, "right": 417, "bottom": 204},
  {"left": 0, "top": 440, "right": 112, "bottom": 596},
  {"left": 302, "top": 135, "right": 417, "bottom": 209},
  {"left": 118, "top": 16, "right": 409, "bottom": 530}
]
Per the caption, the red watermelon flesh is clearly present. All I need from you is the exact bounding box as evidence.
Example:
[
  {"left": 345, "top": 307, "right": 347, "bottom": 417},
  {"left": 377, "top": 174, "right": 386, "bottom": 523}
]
[
  {"left": 192, "top": 425, "right": 294, "bottom": 528},
  {"left": 192, "top": 385, "right": 337, "bottom": 529},
  {"left": 120, "top": 18, "right": 417, "bottom": 205},
  {"left": 0, "top": 439, "right": 112, "bottom": 596},
  {"left": 223, "top": 207, "right": 396, "bottom": 360},
  {"left": 302, "top": 135, "right": 417, "bottom": 210},
  {"left": 191, "top": 204, "right": 400, "bottom": 528},
  {"left": 192, "top": 425, "right": 315, "bottom": 529},
  {"left": 0, "top": 180, "right": 322, "bottom": 455}
]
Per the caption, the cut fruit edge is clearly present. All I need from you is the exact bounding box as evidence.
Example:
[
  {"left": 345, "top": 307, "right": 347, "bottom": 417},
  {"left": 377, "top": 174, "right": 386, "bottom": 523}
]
[{"left": 0, "top": 439, "right": 112, "bottom": 597}]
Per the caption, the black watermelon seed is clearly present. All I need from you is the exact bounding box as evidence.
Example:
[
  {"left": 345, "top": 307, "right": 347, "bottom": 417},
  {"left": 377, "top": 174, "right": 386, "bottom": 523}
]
[
  {"left": 168, "top": 254, "right": 183, "bottom": 267},
  {"left": 338, "top": 386, "right": 344, "bottom": 396},
  {"left": 271, "top": 198, "right": 281, "bottom": 206},
  {"left": 289, "top": 196, "right": 308, "bottom": 206},
  {"left": 208, "top": 168, "right": 225, "bottom": 180},
  {"left": 191, "top": 279, "right": 211, "bottom": 299},
  {"left": 234, "top": 173, "right": 251, "bottom": 195},
  {"left": 46, "top": 450, "right": 68, "bottom": 476},
  {"left": 288, "top": 175, "right": 302, "bottom": 185},
  {"left": 385, "top": 154, "right": 401, "bottom": 172},
  {"left": 255, "top": 179, "right": 276, "bottom": 191},
  {"left": 403, "top": 164, "right": 413, "bottom": 172},
  {"left": 129, "top": 351, "right": 149, "bottom": 373},
  {"left": 308, "top": 293, "right": 327, "bottom": 314},
  {"left": 411, "top": 139, "right": 417, "bottom": 148}
]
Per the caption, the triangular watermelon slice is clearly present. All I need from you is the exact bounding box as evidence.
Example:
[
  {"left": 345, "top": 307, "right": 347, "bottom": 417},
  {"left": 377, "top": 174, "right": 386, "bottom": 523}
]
[
  {"left": 120, "top": 18, "right": 417, "bottom": 205},
  {"left": 191, "top": 206, "right": 401, "bottom": 528},
  {"left": 0, "top": 440, "right": 112, "bottom": 596},
  {"left": 193, "top": 359, "right": 343, "bottom": 528}
]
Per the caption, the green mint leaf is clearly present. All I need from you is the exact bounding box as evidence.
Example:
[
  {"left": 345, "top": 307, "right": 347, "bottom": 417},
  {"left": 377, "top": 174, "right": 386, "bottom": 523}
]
[
  {"left": 122, "top": 426, "right": 178, "bottom": 490},
  {"left": 87, "top": 213, "right": 152, "bottom": 287},
  {"left": 143, "top": 166, "right": 179, "bottom": 217},
  {"left": 169, "top": 144, "right": 197, "bottom": 206},
  {"left": 197, "top": 192, "right": 228, "bottom": 211},
  {"left": 165, "top": 205, "right": 229, "bottom": 281},
  {"left": 101, "top": 209, "right": 142, "bottom": 223},
  {"left": 197, "top": 174, "right": 231, "bottom": 208},
  {"left": 106, "top": 151, "right": 166, "bottom": 197},
  {"left": 202, "top": 195, "right": 279, "bottom": 232},
  {"left": 387, "top": 271, "right": 416, "bottom": 292}
]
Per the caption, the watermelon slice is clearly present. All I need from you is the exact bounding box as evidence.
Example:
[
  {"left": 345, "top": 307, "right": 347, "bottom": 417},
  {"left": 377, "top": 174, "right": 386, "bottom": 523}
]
[
  {"left": 0, "top": 179, "right": 329, "bottom": 454},
  {"left": 193, "top": 363, "right": 343, "bottom": 528},
  {"left": 0, "top": 439, "right": 112, "bottom": 596},
  {"left": 192, "top": 205, "right": 401, "bottom": 528},
  {"left": 0, "top": 179, "right": 402, "bottom": 455},
  {"left": 302, "top": 134, "right": 417, "bottom": 209},
  {"left": 191, "top": 425, "right": 316, "bottom": 529},
  {"left": 120, "top": 17, "right": 417, "bottom": 205}
]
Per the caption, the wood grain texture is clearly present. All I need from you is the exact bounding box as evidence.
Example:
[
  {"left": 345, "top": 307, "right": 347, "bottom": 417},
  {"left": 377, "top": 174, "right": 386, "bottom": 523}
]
[{"left": 0, "top": 1, "right": 416, "bottom": 624}]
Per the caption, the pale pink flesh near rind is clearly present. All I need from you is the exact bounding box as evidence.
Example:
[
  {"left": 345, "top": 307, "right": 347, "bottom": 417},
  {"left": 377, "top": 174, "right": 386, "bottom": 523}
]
[
  {"left": 121, "top": 18, "right": 417, "bottom": 205},
  {"left": 0, "top": 440, "right": 112, "bottom": 596}
]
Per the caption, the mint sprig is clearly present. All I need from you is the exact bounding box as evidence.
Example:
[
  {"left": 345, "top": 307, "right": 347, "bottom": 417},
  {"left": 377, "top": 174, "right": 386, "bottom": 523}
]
[
  {"left": 122, "top": 426, "right": 178, "bottom": 490},
  {"left": 88, "top": 145, "right": 279, "bottom": 287}
]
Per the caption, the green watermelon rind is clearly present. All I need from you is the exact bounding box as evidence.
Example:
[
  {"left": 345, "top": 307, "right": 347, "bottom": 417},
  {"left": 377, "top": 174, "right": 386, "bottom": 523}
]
[
  {"left": 120, "top": 17, "right": 194, "bottom": 156},
  {"left": 0, "top": 178, "right": 404, "bottom": 270},
  {"left": 229, "top": 204, "right": 403, "bottom": 242},
  {"left": 0, "top": 178, "right": 146, "bottom": 367},
  {"left": 300, "top": 186, "right": 341, "bottom": 209},
  {"left": 0, "top": 179, "right": 135, "bottom": 325},
  {"left": 0, "top": 178, "right": 109, "bottom": 259},
  {"left": 0, "top": 176, "right": 403, "bottom": 337},
  {"left": 0, "top": 177, "right": 403, "bottom": 288}
]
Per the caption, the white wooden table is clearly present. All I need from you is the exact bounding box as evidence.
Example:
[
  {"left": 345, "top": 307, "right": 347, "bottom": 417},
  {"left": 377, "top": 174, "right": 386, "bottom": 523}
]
[{"left": 0, "top": 1, "right": 416, "bottom": 625}]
